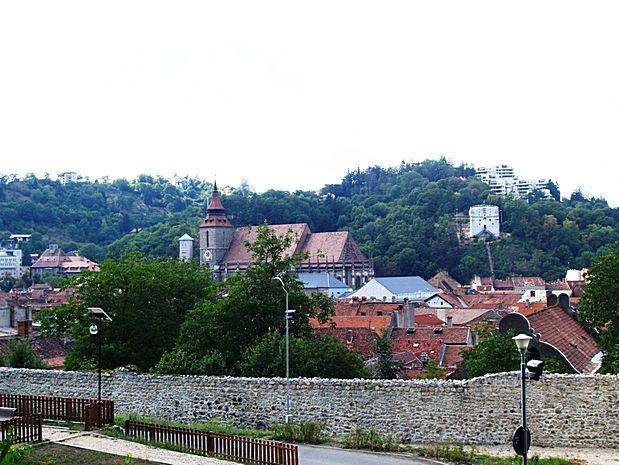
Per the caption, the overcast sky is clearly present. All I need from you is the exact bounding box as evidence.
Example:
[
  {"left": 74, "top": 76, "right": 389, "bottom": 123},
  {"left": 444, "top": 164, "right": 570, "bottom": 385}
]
[{"left": 1, "top": 1, "right": 618, "bottom": 205}]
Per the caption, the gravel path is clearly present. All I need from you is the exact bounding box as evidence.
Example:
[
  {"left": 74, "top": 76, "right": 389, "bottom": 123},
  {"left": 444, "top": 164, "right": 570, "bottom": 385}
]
[{"left": 43, "top": 426, "right": 236, "bottom": 465}]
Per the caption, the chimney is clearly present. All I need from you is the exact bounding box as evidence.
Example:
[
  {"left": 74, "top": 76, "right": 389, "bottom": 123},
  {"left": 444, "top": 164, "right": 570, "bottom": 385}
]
[
  {"left": 446, "top": 316, "right": 453, "bottom": 327},
  {"left": 17, "top": 320, "right": 32, "bottom": 337},
  {"left": 404, "top": 300, "right": 415, "bottom": 328}
]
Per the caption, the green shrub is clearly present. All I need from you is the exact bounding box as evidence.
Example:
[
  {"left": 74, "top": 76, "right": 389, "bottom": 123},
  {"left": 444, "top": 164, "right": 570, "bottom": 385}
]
[
  {"left": 342, "top": 427, "right": 399, "bottom": 451},
  {"left": 270, "top": 421, "right": 327, "bottom": 444}
]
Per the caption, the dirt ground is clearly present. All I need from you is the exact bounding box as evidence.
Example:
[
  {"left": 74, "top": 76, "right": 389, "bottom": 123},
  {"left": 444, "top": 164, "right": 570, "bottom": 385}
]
[{"left": 475, "top": 444, "right": 619, "bottom": 465}]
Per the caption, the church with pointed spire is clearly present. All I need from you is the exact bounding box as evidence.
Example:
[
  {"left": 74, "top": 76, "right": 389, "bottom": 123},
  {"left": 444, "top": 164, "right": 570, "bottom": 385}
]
[{"left": 197, "top": 183, "right": 374, "bottom": 288}]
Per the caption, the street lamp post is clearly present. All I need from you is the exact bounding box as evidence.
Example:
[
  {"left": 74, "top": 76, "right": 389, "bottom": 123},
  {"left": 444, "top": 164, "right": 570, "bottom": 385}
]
[
  {"left": 88, "top": 307, "right": 112, "bottom": 403},
  {"left": 513, "top": 333, "right": 532, "bottom": 465},
  {"left": 272, "top": 277, "right": 291, "bottom": 423}
]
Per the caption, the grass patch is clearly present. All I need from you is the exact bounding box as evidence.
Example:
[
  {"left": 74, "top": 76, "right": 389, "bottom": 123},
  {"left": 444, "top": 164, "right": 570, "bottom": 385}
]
[
  {"left": 270, "top": 421, "right": 327, "bottom": 444},
  {"left": 28, "top": 442, "right": 166, "bottom": 465},
  {"left": 113, "top": 414, "right": 272, "bottom": 439},
  {"left": 342, "top": 427, "right": 400, "bottom": 452},
  {"left": 410, "top": 443, "right": 579, "bottom": 465}
]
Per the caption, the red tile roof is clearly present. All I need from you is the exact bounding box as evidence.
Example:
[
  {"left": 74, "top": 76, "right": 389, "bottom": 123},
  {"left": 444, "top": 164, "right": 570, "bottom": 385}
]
[
  {"left": 333, "top": 301, "right": 403, "bottom": 317},
  {"left": 512, "top": 277, "right": 545, "bottom": 287},
  {"left": 516, "top": 302, "right": 549, "bottom": 316},
  {"left": 200, "top": 187, "right": 233, "bottom": 228},
  {"left": 526, "top": 305, "right": 602, "bottom": 373},
  {"left": 222, "top": 224, "right": 310, "bottom": 264},
  {"left": 442, "top": 345, "right": 469, "bottom": 368},
  {"left": 311, "top": 315, "right": 393, "bottom": 334},
  {"left": 391, "top": 326, "right": 471, "bottom": 345},
  {"left": 313, "top": 327, "right": 378, "bottom": 360},
  {"left": 299, "top": 232, "right": 366, "bottom": 263},
  {"left": 222, "top": 224, "right": 368, "bottom": 267},
  {"left": 415, "top": 314, "right": 446, "bottom": 326},
  {"left": 546, "top": 281, "right": 572, "bottom": 291},
  {"left": 460, "top": 294, "right": 521, "bottom": 309},
  {"left": 31, "top": 247, "right": 66, "bottom": 268},
  {"left": 416, "top": 308, "right": 500, "bottom": 326},
  {"left": 428, "top": 272, "right": 462, "bottom": 292}
]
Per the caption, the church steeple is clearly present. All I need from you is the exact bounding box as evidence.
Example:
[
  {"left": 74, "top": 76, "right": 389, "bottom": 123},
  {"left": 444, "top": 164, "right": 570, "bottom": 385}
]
[
  {"left": 201, "top": 182, "right": 232, "bottom": 227},
  {"left": 199, "top": 182, "right": 233, "bottom": 270}
]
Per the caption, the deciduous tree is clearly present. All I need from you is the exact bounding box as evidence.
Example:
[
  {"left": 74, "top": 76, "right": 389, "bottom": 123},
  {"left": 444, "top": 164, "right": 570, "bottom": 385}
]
[{"left": 579, "top": 242, "right": 619, "bottom": 373}]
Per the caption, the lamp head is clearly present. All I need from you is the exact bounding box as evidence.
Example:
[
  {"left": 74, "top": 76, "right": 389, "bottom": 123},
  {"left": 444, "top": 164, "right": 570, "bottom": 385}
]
[
  {"left": 88, "top": 307, "right": 112, "bottom": 321},
  {"left": 513, "top": 333, "right": 532, "bottom": 352}
]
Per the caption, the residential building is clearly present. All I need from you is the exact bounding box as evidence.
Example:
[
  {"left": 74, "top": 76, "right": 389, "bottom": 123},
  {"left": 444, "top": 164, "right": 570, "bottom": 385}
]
[
  {"left": 475, "top": 165, "right": 552, "bottom": 199},
  {"left": 30, "top": 244, "right": 99, "bottom": 277},
  {"left": 57, "top": 172, "right": 80, "bottom": 185},
  {"left": 0, "top": 247, "right": 22, "bottom": 278},
  {"left": 500, "top": 302, "right": 603, "bottom": 374},
  {"left": 349, "top": 276, "right": 438, "bottom": 302},
  {"left": 198, "top": 183, "right": 373, "bottom": 288},
  {"left": 296, "top": 272, "right": 352, "bottom": 298},
  {"left": 8, "top": 234, "right": 31, "bottom": 244}
]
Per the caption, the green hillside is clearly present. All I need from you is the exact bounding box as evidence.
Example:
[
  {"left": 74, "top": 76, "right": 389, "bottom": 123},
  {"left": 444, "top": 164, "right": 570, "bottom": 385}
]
[{"left": 2, "top": 161, "right": 618, "bottom": 282}]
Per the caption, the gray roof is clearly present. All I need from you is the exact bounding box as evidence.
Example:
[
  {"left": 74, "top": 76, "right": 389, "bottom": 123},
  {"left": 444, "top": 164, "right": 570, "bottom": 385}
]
[
  {"left": 178, "top": 234, "right": 194, "bottom": 241},
  {"left": 374, "top": 276, "right": 438, "bottom": 295},
  {"left": 296, "top": 272, "right": 350, "bottom": 289}
]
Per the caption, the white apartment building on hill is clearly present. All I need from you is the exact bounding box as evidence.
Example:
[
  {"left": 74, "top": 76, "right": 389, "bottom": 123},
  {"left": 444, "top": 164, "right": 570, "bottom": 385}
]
[{"left": 476, "top": 165, "right": 552, "bottom": 199}]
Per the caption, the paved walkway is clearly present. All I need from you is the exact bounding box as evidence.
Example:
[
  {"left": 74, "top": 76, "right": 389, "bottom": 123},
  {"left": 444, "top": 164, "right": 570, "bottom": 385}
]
[{"left": 42, "top": 426, "right": 236, "bottom": 465}]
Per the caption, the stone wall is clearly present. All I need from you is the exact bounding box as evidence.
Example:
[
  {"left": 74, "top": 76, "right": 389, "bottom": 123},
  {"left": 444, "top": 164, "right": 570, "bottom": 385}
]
[{"left": 1, "top": 367, "right": 617, "bottom": 448}]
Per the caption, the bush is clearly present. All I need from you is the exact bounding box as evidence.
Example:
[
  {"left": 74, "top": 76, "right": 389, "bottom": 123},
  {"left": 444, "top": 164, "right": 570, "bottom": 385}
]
[
  {"left": 270, "top": 421, "right": 327, "bottom": 444},
  {"left": 6, "top": 340, "right": 47, "bottom": 369},
  {"left": 342, "top": 427, "right": 399, "bottom": 451}
]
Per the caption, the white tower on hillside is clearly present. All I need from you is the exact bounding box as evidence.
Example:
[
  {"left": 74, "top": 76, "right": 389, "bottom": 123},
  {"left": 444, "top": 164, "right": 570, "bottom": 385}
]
[
  {"left": 178, "top": 234, "right": 194, "bottom": 261},
  {"left": 469, "top": 205, "right": 500, "bottom": 237}
]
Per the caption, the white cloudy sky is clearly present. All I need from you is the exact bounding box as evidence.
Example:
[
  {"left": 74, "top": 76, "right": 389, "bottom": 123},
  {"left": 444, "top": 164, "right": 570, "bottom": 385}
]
[{"left": 1, "top": 1, "right": 618, "bottom": 204}]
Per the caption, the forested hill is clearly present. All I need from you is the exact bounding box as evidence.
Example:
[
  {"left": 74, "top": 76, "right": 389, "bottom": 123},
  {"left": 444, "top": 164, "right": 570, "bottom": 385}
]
[{"left": 2, "top": 161, "right": 618, "bottom": 282}]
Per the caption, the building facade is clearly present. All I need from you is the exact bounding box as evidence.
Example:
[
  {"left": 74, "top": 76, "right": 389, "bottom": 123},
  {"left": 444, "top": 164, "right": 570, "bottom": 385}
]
[
  {"left": 469, "top": 205, "right": 500, "bottom": 237},
  {"left": 0, "top": 248, "right": 22, "bottom": 278},
  {"left": 475, "top": 165, "right": 552, "bottom": 199},
  {"left": 197, "top": 184, "right": 373, "bottom": 289}
]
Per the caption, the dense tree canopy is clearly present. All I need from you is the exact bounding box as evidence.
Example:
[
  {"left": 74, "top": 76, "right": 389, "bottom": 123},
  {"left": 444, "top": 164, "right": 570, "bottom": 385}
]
[
  {"left": 579, "top": 242, "right": 619, "bottom": 374},
  {"left": 3, "top": 160, "right": 619, "bottom": 284},
  {"left": 461, "top": 329, "right": 520, "bottom": 378},
  {"left": 40, "top": 254, "right": 217, "bottom": 371}
]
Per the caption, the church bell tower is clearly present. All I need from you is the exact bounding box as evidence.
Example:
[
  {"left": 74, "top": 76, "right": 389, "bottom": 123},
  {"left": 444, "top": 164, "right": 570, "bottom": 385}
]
[{"left": 199, "top": 182, "right": 233, "bottom": 271}]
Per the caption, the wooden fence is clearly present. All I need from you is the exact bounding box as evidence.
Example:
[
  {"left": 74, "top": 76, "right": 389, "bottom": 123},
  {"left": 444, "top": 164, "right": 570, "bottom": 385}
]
[
  {"left": 0, "top": 394, "right": 114, "bottom": 426},
  {"left": 0, "top": 414, "right": 43, "bottom": 444},
  {"left": 125, "top": 420, "right": 298, "bottom": 465}
]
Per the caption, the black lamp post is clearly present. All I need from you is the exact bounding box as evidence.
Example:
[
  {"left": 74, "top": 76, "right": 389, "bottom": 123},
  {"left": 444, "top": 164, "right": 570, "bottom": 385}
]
[
  {"left": 272, "top": 277, "right": 294, "bottom": 424},
  {"left": 88, "top": 307, "right": 112, "bottom": 403},
  {"left": 513, "top": 333, "right": 532, "bottom": 465}
]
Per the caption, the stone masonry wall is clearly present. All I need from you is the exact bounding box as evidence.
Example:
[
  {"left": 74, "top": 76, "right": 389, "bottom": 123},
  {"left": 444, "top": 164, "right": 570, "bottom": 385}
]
[{"left": 0, "top": 368, "right": 617, "bottom": 448}]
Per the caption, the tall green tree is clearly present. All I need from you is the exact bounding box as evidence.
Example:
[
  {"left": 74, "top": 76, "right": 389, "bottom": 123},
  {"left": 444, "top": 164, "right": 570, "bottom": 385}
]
[
  {"left": 579, "top": 242, "right": 619, "bottom": 373},
  {"left": 238, "top": 332, "right": 369, "bottom": 379},
  {"left": 159, "top": 223, "right": 337, "bottom": 376},
  {"left": 40, "top": 254, "right": 216, "bottom": 371},
  {"left": 462, "top": 329, "right": 520, "bottom": 378}
]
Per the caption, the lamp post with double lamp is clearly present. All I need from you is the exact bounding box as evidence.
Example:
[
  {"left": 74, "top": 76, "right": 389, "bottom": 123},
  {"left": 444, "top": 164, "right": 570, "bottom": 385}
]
[
  {"left": 272, "top": 277, "right": 292, "bottom": 424},
  {"left": 88, "top": 307, "right": 112, "bottom": 403},
  {"left": 513, "top": 333, "right": 532, "bottom": 465}
]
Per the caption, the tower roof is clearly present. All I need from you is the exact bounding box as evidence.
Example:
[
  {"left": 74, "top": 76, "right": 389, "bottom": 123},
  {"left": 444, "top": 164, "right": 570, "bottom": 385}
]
[{"left": 200, "top": 183, "right": 232, "bottom": 228}]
